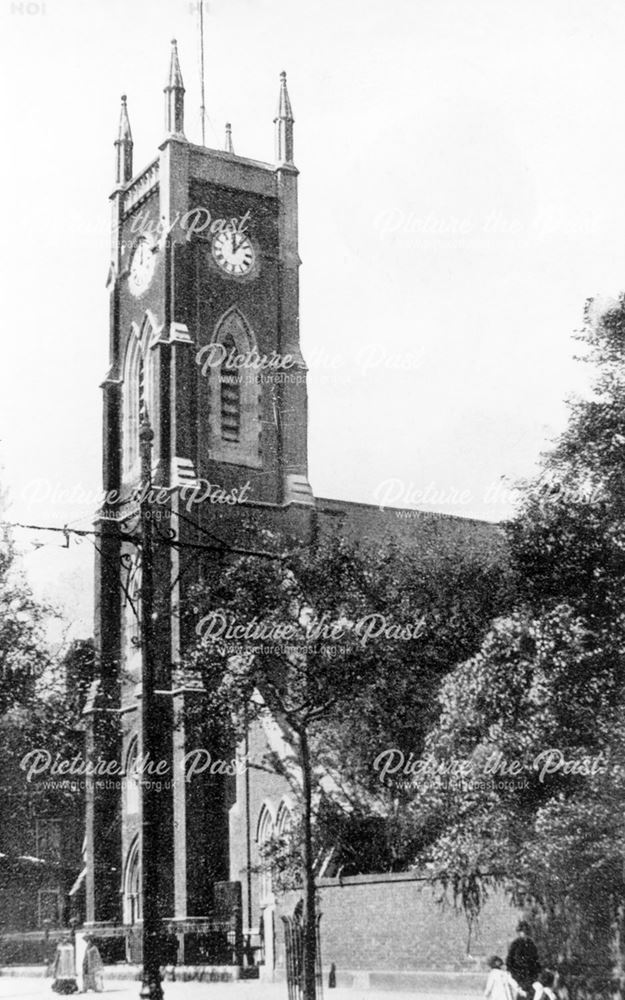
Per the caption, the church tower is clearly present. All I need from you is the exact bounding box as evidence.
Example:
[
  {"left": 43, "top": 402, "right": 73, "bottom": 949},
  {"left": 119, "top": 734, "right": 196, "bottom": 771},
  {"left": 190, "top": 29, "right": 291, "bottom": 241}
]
[{"left": 85, "top": 40, "right": 314, "bottom": 960}]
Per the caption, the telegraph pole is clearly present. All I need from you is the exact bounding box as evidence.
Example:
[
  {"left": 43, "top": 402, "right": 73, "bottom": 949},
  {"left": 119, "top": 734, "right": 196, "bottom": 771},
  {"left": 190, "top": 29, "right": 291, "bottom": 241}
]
[{"left": 139, "top": 415, "right": 163, "bottom": 1000}]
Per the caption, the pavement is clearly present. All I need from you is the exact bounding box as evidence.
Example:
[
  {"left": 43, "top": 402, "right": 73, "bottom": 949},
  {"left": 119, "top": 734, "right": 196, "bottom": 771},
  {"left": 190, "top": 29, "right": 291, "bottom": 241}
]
[{"left": 0, "top": 977, "right": 477, "bottom": 1000}]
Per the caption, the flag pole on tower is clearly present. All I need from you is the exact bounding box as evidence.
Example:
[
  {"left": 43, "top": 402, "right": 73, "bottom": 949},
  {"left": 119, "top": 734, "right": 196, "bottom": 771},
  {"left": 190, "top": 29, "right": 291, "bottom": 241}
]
[{"left": 199, "top": 1, "right": 207, "bottom": 145}]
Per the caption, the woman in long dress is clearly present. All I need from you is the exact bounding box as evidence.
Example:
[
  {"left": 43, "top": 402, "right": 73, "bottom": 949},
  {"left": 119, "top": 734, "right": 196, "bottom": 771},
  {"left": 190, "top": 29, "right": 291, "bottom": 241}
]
[
  {"left": 51, "top": 937, "right": 78, "bottom": 994},
  {"left": 81, "top": 937, "right": 104, "bottom": 993}
]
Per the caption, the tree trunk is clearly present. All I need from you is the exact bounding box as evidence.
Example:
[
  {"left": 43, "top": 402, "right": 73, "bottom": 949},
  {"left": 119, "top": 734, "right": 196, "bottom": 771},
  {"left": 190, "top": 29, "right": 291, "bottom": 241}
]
[{"left": 300, "top": 728, "right": 317, "bottom": 1000}]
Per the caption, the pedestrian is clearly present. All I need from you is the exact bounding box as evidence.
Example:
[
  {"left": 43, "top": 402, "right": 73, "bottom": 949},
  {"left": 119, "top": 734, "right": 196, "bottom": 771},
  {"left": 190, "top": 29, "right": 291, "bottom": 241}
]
[
  {"left": 507, "top": 921, "right": 541, "bottom": 997},
  {"left": 51, "top": 936, "right": 79, "bottom": 994},
  {"left": 160, "top": 930, "right": 179, "bottom": 983},
  {"left": 81, "top": 936, "right": 104, "bottom": 993},
  {"left": 533, "top": 970, "right": 557, "bottom": 1000},
  {"left": 485, "top": 955, "right": 518, "bottom": 1000}
]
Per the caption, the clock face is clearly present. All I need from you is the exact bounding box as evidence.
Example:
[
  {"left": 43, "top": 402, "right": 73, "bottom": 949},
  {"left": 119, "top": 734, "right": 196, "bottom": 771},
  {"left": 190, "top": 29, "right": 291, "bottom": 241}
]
[
  {"left": 212, "top": 229, "right": 255, "bottom": 276},
  {"left": 128, "top": 238, "right": 156, "bottom": 295}
]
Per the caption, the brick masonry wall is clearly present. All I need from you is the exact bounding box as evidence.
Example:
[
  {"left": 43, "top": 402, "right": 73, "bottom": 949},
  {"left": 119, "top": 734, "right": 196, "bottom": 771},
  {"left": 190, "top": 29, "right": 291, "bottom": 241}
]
[{"left": 276, "top": 874, "right": 520, "bottom": 974}]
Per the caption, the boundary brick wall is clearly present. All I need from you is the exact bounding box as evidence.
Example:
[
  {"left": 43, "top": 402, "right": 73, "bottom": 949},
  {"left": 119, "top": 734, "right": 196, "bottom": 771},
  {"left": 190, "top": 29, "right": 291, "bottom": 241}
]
[{"left": 276, "top": 873, "right": 521, "bottom": 975}]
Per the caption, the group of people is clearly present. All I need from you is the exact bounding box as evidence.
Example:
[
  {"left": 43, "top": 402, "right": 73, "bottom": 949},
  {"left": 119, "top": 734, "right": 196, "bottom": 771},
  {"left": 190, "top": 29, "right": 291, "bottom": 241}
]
[
  {"left": 50, "top": 935, "right": 103, "bottom": 994},
  {"left": 50, "top": 931, "right": 179, "bottom": 994},
  {"left": 485, "top": 921, "right": 556, "bottom": 1000}
]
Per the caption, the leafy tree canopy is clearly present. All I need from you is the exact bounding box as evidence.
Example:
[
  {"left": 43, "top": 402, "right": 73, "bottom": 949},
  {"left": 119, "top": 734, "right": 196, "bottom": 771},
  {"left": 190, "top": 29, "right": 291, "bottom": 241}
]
[{"left": 410, "top": 296, "right": 625, "bottom": 987}]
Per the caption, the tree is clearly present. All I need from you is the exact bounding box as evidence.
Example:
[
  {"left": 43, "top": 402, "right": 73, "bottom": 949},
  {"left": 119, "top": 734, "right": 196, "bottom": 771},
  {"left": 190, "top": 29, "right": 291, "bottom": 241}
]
[
  {"left": 0, "top": 509, "right": 94, "bottom": 931},
  {"left": 407, "top": 295, "right": 625, "bottom": 993},
  {"left": 184, "top": 528, "right": 510, "bottom": 999},
  {"left": 0, "top": 524, "right": 56, "bottom": 715}
]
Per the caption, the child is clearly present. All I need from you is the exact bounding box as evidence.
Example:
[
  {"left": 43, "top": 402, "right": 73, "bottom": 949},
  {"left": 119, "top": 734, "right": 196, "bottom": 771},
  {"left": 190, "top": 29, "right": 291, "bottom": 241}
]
[
  {"left": 533, "top": 970, "right": 557, "bottom": 1000},
  {"left": 485, "top": 955, "right": 519, "bottom": 1000},
  {"left": 51, "top": 937, "right": 79, "bottom": 995},
  {"left": 81, "top": 936, "right": 104, "bottom": 993}
]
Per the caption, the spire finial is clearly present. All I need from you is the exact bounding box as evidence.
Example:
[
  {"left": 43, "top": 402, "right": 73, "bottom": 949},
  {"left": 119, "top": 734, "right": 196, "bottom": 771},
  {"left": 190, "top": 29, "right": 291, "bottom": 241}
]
[
  {"left": 114, "top": 93, "right": 133, "bottom": 185},
  {"left": 164, "top": 38, "right": 185, "bottom": 137},
  {"left": 118, "top": 95, "right": 132, "bottom": 141},
  {"left": 167, "top": 39, "right": 184, "bottom": 88},
  {"left": 274, "top": 70, "right": 294, "bottom": 164},
  {"left": 225, "top": 122, "right": 234, "bottom": 154},
  {"left": 276, "top": 70, "right": 294, "bottom": 121}
]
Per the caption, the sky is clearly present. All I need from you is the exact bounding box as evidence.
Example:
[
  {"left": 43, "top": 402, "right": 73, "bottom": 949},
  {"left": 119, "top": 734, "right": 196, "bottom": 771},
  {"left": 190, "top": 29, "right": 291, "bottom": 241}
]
[{"left": 1, "top": 0, "right": 625, "bottom": 638}]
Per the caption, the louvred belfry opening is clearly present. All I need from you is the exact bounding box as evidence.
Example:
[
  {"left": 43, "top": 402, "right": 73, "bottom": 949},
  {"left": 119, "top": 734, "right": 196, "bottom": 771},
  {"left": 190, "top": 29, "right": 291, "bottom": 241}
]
[{"left": 220, "top": 333, "right": 241, "bottom": 442}]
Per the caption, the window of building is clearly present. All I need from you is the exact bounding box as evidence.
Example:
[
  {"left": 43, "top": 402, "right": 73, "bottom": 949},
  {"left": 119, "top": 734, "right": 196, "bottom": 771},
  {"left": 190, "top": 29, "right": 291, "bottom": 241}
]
[
  {"left": 275, "top": 801, "right": 293, "bottom": 837},
  {"left": 38, "top": 888, "right": 61, "bottom": 928},
  {"left": 256, "top": 805, "right": 275, "bottom": 905},
  {"left": 124, "top": 839, "right": 142, "bottom": 924},
  {"left": 121, "top": 318, "right": 152, "bottom": 484},
  {"left": 125, "top": 554, "right": 142, "bottom": 645},
  {"left": 122, "top": 338, "right": 144, "bottom": 483},
  {"left": 125, "top": 738, "right": 140, "bottom": 816},
  {"left": 36, "top": 818, "right": 61, "bottom": 862},
  {"left": 205, "top": 307, "right": 261, "bottom": 468},
  {"left": 121, "top": 553, "right": 141, "bottom": 684}
]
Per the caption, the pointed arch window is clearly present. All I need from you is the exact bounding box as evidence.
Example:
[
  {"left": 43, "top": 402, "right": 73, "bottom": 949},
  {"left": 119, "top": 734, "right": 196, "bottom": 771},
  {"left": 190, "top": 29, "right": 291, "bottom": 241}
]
[
  {"left": 123, "top": 838, "right": 142, "bottom": 925},
  {"left": 205, "top": 308, "right": 261, "bottom": 468},
  {"left": 122, "top": 319, "right": 152, "bottom": 484},
  {"left": 121, "top": 553, "right": 142, "bottom": 684},
  {"left": 275, "top": 801, "right": 293, "bottom": 837},
  {"left": 122, "top": 338, "right": 144, "bottom": 483},
  {"left": 256, "top": 804, "right": 275, "bottom": 904},
  {"left": 124, "top": 737, "right": 140, "bottom": 816}
]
